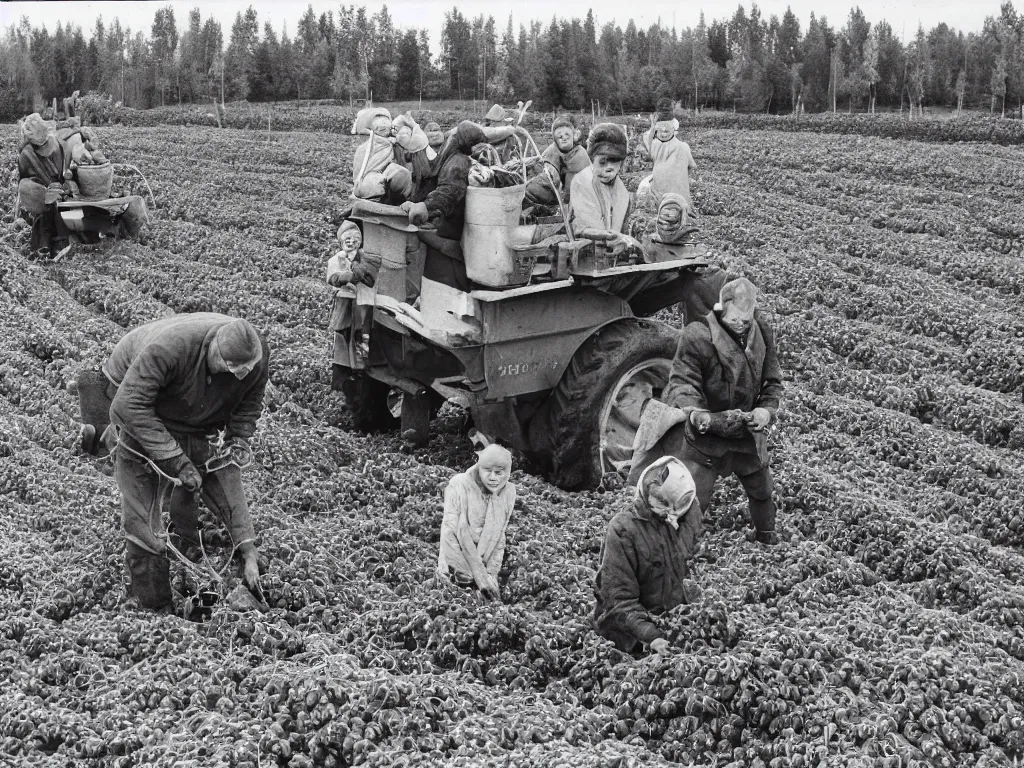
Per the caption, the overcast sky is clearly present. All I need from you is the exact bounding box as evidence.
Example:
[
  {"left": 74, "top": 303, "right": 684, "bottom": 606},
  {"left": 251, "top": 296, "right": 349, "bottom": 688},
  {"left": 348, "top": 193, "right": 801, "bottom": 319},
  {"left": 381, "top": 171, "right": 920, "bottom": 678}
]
[{"left": 0, "top": 1, "right": 998, "bottom": 54}]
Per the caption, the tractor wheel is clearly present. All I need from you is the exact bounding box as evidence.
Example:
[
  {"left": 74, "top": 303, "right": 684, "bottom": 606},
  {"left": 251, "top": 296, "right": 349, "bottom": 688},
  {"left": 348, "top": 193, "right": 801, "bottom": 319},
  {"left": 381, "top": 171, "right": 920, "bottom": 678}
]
[
  {"left": 341, "top": 373, "right": 399, "bottom": 433},
  {"left": 541, "top": 319, "right": 678, "bottom": 490}
]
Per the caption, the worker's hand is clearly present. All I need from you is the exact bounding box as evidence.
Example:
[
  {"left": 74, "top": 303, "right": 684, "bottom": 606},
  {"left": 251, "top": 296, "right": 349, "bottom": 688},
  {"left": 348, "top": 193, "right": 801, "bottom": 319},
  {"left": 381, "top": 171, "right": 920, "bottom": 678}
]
[
  {"left": 405, "top": 201, "right": 430, "bottom": 226},
  {"left": 650, "top": 638, "right": 671, "bottom": 655},
  {"left": 226, "top": 437, "right": 253, "bottom": 467},
  {"left": 242, "top": 552, "right": 261, "bottom": 593},
  {"left": 480, "top": 575, "right": 501, "bottom": 601},
  {"left": 178, "top": 462, "right": 203, "bottom": 492},
  {"left": 350, "top": 263, "right": 376, "bottom": 287},
  {"left": 689, "top": 410, "right": 712, "bottom": 434},
  {"left": 44, "top": 183, "right": 65, "bottom": 205},
  {"left": 744, "top": 408, "right": 772, "bottom": 432},
  {"left": 328, "top": 271, "right": 351, "bottom": 287}
]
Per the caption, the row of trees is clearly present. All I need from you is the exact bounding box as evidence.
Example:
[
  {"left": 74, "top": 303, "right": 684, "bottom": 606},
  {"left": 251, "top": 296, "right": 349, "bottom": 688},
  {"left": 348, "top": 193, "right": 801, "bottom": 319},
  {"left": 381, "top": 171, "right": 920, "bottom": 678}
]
[{"left": 1, "top": 3, "right": 1022, "bottom": 119}]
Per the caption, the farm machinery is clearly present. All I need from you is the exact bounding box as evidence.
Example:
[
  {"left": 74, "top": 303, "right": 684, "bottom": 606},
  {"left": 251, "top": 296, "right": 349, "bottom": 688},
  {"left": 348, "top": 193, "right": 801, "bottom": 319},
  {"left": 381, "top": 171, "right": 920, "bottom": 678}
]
[{"left": 331, "top": 195, "right": 716, "bottom": 491}]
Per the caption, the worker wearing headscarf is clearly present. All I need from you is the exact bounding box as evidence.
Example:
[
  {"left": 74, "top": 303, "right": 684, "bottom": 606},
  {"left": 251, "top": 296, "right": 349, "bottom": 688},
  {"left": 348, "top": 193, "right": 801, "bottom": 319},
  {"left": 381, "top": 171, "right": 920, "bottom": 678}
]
[
  {"left": 629, "top": 278, "right": 784, "bottom": 545},
  {"left": 17, "top": 113, "right": 73, "bottom": 255},
  {"left": 437, "top": 444, "right": 516, "bottom": 600},
  {"left": 103, "top": 313, "right": 270, "bottom": 610},
  {"left": 424, "top": 121, "right": 445, "bottom": 150},
  {"left": 351, "top": 107, "right": 413, "bottom": 202},
  {"left": 594, "top": 456, "right": 701, "bottom": 654},
  {"left": 393, "top": 114, "right": 437, "bottom": 189},
  {"left": 403, "top": 120, "right": 488, "bottom": 291},
  {"left": 640, "top": 98, "right": 697, "bottom": 208}
]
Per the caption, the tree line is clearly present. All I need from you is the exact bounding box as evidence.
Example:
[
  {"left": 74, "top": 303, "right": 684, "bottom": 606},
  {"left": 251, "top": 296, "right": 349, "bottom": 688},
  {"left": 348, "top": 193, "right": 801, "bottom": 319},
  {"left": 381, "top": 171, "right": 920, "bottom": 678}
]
[{"left": 1, "top": 2, "right": 1022, "bottom": 121}]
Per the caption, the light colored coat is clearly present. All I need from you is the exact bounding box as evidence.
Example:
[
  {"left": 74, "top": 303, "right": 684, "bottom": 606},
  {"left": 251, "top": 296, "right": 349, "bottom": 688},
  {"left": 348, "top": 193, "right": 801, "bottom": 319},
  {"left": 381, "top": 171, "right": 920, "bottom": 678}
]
[{"left": 437, "top": 466, "right": 516, "bottom": 587}]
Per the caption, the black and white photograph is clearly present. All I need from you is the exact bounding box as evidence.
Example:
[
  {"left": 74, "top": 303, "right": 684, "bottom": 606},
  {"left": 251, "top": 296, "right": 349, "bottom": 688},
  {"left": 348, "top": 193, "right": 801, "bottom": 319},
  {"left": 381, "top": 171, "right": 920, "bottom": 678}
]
[{"left": 1, "top": 0, "right": 1023, "bottom": 765}]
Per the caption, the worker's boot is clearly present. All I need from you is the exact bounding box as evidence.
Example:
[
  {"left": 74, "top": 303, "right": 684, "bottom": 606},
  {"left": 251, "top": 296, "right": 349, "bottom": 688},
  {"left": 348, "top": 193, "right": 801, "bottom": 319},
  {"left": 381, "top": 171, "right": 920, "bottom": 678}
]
[
  {"left": 748, "top": 496, "right": 778, "bottom": 546},
  {"left": 125, "top": 543, "right": 172, "bottom": 610}
]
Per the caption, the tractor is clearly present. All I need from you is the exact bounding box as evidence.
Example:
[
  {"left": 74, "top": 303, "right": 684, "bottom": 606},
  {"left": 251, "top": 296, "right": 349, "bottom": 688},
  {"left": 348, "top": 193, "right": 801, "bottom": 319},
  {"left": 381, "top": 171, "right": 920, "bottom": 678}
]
[{"left": 330, "top": 195, "right": 717, "bottom": 491}]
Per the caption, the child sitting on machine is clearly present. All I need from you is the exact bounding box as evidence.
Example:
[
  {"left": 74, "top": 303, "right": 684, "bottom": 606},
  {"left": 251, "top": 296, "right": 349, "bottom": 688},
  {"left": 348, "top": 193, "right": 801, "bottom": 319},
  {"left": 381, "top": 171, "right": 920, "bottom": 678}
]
[
  {"left": 326, "top": 221, "right": 382, "bottom": 364},
  {"left": 524, "top": 114, "right": 590, "bottom": 208},
  {"left": 570, "top": 123, "right": 641, "bottom": 252},
  {"left": 351, "top": 107, "right": 413, "bottom": 202}
]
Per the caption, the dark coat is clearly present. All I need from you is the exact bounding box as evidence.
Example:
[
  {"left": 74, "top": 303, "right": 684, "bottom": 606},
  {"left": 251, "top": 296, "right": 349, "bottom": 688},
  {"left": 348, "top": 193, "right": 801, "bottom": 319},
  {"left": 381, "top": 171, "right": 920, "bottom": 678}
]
[
  {"left": 661, "top": 310, "right": 784, "bottom": 458},
  {"left": 104, "top": 313, "right": 269, "bottom": 461},
  {"left": 593, "top": 494, "right": 701, "bottom": 653}
]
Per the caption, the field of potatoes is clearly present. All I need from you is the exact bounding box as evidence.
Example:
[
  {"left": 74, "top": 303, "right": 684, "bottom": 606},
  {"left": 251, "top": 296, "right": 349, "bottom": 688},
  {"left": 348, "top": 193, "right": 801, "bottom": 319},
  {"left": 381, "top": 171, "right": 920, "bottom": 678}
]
[{"left": 2, "top": 116, "right": 1024, "bottom": 767}]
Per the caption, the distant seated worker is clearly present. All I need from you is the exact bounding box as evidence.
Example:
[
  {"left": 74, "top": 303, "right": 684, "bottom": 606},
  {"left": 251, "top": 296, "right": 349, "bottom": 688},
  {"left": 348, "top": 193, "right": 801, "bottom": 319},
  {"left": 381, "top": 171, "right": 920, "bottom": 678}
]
[
  {"left": 437, "top": 444, "right": 516, "bottom": 600},
  {"left": 473, "top": 104, "right": 521, "bottom": 166},
  {"left": 570, "top": 122, "right": 641, "bottom": 251},
  {"left": 16, "top": 113, "right": 73, "bottom": 256},
  {"left": 629, "top": 278, "right": 784, "bottom": 545},
  {"left": 403, "top": 120, "right": 489, "bottom": 292},
  {"left": 351, "top": 107, "right": 413, "bottom": 202},
  {"left": 524, "top": 114, "right": 590, "bottom": 208},
  {"left": 594, "top": 456, "right": 701, "bottom": 655},
  {"left": 104, "top": 313, "right": 269, "bottom": 610}
]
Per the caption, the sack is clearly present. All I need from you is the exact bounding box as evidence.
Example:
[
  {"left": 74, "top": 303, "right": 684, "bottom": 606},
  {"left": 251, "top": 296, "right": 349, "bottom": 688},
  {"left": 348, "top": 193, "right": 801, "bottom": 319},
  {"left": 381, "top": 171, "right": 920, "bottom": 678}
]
[{"left": 76, "top": 162, "right": 114, "bottom": 200}]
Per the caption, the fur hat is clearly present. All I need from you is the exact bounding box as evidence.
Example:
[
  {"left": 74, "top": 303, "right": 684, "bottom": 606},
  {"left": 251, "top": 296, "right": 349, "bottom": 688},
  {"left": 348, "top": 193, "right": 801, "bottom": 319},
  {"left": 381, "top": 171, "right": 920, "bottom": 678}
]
[
  {"left": 215, "top": 319, "right": 262, "bottom": 369},
  {"left": 484, "top": 104, "right": 512, "bottom": 123},
  {"left": 586, "top": 122, "right": 628, "bottom": 161},
  {"left": 552, "top": 114, "right": 576, "bottom": 133},
  {"left": 714, "top": 277, "right": 758, "bottom": 316},
  {"left": 655, "top": 97, "right": 675, "bottom": 123}
]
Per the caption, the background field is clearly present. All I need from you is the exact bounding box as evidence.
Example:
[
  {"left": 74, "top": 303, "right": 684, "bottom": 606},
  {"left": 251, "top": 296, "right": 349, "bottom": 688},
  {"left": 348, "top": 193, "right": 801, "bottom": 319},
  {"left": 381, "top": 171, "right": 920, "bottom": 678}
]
[{"left": 2, "top": 118, "right": 1024, "bottom": 767}]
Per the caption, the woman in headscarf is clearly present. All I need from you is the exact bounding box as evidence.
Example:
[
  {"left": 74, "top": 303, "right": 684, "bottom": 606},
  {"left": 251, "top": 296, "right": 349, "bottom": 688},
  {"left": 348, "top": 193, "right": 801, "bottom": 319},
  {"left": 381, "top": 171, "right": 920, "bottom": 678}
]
[
  {"left": 593, "top": 455, "right": 701, "bottom": 655},
  {"left": 424, "top": 121, "right": 446, "bottom": 151},
  {"left": 17, "top": 113, "right": 73, "bottom": 255},
  {"left": 402, "top": 120, "right": 488, "bottom": 292},
  {"left": 393, "top": 114, "right": 437, "bottom": 190},
  {"left": 437, "top": 443, "right": 516, "bottom": 600}
]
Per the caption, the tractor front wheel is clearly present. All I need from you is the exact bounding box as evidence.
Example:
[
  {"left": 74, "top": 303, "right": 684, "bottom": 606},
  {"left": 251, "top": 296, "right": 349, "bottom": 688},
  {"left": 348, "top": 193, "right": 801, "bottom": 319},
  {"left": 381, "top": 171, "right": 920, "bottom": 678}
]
[{"left": 533, "top": 319, "right": 678, "bottom": 490}]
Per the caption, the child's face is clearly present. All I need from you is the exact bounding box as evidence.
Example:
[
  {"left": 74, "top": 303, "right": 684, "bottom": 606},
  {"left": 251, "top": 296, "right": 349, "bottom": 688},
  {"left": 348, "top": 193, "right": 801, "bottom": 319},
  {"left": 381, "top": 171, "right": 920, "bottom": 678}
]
[
  {"left": 370, "top": 116, "right": 392, "bottom": 137},
  {"left": 478, "top": 457, "right": 510, "bottom": 492},
  {"left": 340, "top": 229, "right": 362, "bottom": 251},
  {"left": 654, "top": 121, "right": 676, "bottom": 142},
  {"left": 593, "top": 154, "right": 623, "bottom": 185},
  {"left": 553, "top": 126, "right": 574, "bottom": 152}
]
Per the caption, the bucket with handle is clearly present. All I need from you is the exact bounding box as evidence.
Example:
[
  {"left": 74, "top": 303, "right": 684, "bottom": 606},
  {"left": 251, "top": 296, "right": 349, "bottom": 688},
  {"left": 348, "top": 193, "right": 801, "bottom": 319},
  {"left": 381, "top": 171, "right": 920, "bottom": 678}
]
[{"left": 462, "top": 184, "right": 528, "bottom": 288}]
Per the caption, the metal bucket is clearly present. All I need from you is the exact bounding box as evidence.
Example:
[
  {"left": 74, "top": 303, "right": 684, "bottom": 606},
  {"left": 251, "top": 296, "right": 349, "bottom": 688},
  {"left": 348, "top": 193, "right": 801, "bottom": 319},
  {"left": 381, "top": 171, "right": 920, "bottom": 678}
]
[
  {"left": 361, "top": 221, "right": 408, "bottom": 302},
  {"left": 462, "top": 184, "right": 528, "bottom": 288}
]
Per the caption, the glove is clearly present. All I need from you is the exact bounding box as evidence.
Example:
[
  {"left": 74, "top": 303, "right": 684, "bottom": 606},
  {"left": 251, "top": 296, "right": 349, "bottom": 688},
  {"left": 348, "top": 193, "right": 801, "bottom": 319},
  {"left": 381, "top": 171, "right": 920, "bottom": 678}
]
[
  {"left": 226, "top": 437, "right": 253, "bottom": 467},
  {"left": 44, "top": 183, "right": 65, "bottom": 205},
  {"left": 744, "top": 408, "right": 773, "bottom": 432},
  {"left": 650, "top": 638, "right": 671, "bottom": 655},
  {"left": 242, "top": 551, "right": 262, "bottom": 593},
  {"left": 405, "top": 201, "right": 430, "bottom": 226},
  {"left": 328, "top": 271, "right": 353, "bottom": 287},
  {"left": 479, "top": 574, "right": 501, "bottom": 601},
  {"left": 350, "top": 262, "right": 375, "bottom": 287},
  {"left": 156, "top": 454, "right": 202, "bottom": 491}
]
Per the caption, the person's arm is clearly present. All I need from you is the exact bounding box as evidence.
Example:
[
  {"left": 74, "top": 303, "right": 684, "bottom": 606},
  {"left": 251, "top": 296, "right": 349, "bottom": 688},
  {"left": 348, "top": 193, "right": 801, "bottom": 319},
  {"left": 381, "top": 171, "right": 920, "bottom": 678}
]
[
  {"left": 686, "top": 144, "right": 697, "bottom": 171},
  {"left": 327, "top": 254, "right": 354, "bottom": 285},
  {"left": 225, "top": 342, "right": 269, "bottom": 442},
  {"left": 481, "top": 125, "right": 516, "bottom": 143},
  {"left": 351, "top": 250, "right": 382, "bottom": 287},
  {"left": 597, "top": 524, "right": 664, "bottom": 648},
  {"left": 642, "top": 119, "right": 655, "bottom": 152},
  {"left": 754, "top": 316, "right": 784, "bottom": 423},
  {"left": 424, "top": 155, "right": 469, "bottom": 222},
  {"left": 109, "top": 343, "right": 185, "bottom": 461},
  {"left": 661, "top": 327, "right": 710, "bottom": 415}
]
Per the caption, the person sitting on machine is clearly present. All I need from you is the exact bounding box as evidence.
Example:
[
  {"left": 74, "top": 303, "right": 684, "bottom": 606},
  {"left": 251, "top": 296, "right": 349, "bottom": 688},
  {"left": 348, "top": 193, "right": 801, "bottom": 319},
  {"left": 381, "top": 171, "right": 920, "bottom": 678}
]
[
  {"left": 437, "top": 443, "right": 516, "bottom": 600},
  {"left": 524, "top": 114, "right": 589, "bottom": 209},
  {"left": 352, "top": 107, "right": 413, "bottom": 203},
  {"left": 424, "top": 121, "right": 446, "bottom": 151},
  {"left": 16, "top": 113, "right": 74, "bottom": 257},
  {"left": 327, "top": 221, "right": 382, "bottom": 365},
  {"left": 403, "top": 121, "right": 489, "bottom": 292},
  {"left": 570, "top": 123, "right": 642, "bottom": 252}
]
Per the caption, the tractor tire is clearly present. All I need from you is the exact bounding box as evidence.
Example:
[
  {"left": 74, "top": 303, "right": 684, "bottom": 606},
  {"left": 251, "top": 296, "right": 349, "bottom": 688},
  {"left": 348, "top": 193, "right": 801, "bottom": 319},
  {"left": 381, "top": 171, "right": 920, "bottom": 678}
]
[
  {"left": 535, "top": 318, "right": 679, "bottom": 491},
  {"left": 342, "top": 373, "right": 399, "bottom": 434}
]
